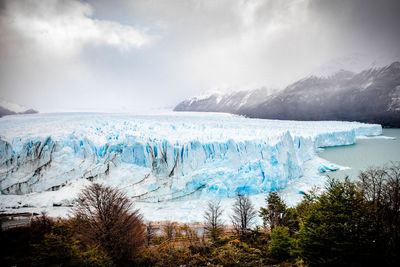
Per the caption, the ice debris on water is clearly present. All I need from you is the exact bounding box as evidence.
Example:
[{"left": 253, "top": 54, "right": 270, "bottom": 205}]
[{"left": 318, "top": 164, "right": 340, "bottom": 173}]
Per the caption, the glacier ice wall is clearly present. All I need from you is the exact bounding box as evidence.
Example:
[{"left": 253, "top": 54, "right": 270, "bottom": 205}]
[{"left": 0, "top": 112, "right": 382, "bottom": 202}]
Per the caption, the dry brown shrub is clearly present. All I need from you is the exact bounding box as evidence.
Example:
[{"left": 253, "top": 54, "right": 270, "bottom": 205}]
[{"left": 72, "top": 183, "right": 145, "bottom": 264}]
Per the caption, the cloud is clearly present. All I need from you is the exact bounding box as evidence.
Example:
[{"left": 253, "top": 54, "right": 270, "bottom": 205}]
[
  {"left": 0, "top": 0, "right": 399, "bottom": 112},
  {"left": 1, "top": 0, "right": 151, "bottom": 57},
  {"left": 0, "top": 0, "right": 155, "bottom": 112}
]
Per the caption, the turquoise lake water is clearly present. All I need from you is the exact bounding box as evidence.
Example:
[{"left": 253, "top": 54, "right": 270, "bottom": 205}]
[{"left": 318, "top": 129, "right": 400, "bottom": 180}]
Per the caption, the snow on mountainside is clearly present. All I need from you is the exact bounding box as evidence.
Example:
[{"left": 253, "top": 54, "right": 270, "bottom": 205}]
[
  {"left": 0, "top": 98, "right": 38, "bottom": 117},
  {"left": 175, "top": 87, "right": 274, "bottom": 114},
  {"left": 0, "top": 112, "right": 382, "bottom": 221},
  {"left": 311, "top": 53, "right": 394, "bottom": 77},
  {"left": 175, "top": 62, "right": 400, "bottom": 127}
]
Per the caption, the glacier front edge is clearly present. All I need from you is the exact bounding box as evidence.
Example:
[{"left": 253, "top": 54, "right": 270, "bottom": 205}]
[{"left": 0, "top": 112, "right": 381, "bottom": 210}]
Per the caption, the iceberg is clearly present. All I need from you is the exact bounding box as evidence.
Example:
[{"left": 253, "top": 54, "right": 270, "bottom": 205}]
[
  {"left": 0, "top": 112, "right": 382, "bottom": 217},
  {"left": 318, "top": 164, "right": 340, "bottom": 173}
]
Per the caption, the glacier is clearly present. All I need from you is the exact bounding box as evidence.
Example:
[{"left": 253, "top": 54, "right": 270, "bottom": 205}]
[{"left": 0, "top": 112, "right": 382, "bottom": 220}]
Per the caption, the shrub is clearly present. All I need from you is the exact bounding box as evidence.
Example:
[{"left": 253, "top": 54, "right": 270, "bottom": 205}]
[
  {"left": 32, "top": 222, "right": 112, "bottom": 266},
  {"left": 259, "top": 192, "right": 287, "bottom": 231},
  {"left": 358, "top": 162, "right": 400, "bottom": 265},
  {"left": 269, "top": 226, "right": 292, "bottom": 262},
  {"left": 72, "top": 183, "right": 145, "bottom": 265},
  {"left": 298, "top": 178, "right": 376, "bottom": 266}
]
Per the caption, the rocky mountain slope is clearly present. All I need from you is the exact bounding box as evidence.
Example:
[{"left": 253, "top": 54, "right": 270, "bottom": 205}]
[
  {"left": 0, "top": 99, "right": 38, "bottom": 117},
  {"left": 175, "top": 62, "right": 400, "bottom": 127}
]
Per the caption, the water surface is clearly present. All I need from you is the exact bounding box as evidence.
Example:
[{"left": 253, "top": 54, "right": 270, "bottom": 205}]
[{"left": 318, "top": 129, "right": 400, "bottom": 180}]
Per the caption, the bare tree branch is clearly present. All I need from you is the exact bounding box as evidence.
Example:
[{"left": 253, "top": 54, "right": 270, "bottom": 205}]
[
  {"left": 71, "top": 183, "right": 145, "bottom": 264},
  {"left": 231, "top": 193, "right": 256, "bottom": 235},
  {"left": 204, "top": 200, "right": 224, "bottom": 241}
]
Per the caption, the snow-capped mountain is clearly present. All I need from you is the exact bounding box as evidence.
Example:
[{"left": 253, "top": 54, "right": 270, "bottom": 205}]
[
  {"left": 0, "top": 99, "right": 38, "bottom": 117},
  {"left": 311, "top": 53, "right": 395, "bottom": 77},
  {"left": 175, "top": 62, "right": 400, "bottom": 127},
  {"left": 175, "top": 87, "right": 274, "bottom": 114}
]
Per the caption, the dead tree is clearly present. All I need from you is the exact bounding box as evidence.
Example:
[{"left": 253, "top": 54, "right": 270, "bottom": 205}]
[
  {"left": 72, "top": 183, "right": 145, "bottom": 264},
  {"left": 162, "top": 221, "right": 175, "bottom": 240},
  {"left": 231, "top": 193, "right": 257, "bottom": 236},
  {"left": 358, "top": 162, "right": 400, "bottom": 261},
  {"left": 145, "top": 221, "right": 156, "bottom": 247},
  {"left": 204, "top": 200, "right": 224, "bottom": 241}
]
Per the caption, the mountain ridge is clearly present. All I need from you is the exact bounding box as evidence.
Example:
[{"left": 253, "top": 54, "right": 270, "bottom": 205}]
[
  {"left": 0, "top": 99, "right": 38, "bottom": 117},
  {"left": 174, "top": 62, "right": 400, "bottom": 127}
]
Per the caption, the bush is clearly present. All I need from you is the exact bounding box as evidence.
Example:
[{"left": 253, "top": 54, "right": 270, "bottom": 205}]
[
  {"left": 260, "top": 192, "right": 300, "bottom": 235},
  {"left": 298, "top": 178, "right": 376, "bottom": 266},
  {"left": 269, "top": 226, "right": 292, "bottom": 262},
  {"left": 211, "top": 241, "right": 265, "bottom": 266},
  {"left": 259, "top": 192, "right": 287, "bottom": 231},
  {"left": 0, "top": 212, "right": 55, "bottom": 266},
  {"left": 32, "top": 222, "right": 112, "bottom": 266},
  {"left": 72, "top": 183, "right": 145, "bottom": 265},
  {"left": 358, "top": 162, "right": 400, "bottom": 265}
]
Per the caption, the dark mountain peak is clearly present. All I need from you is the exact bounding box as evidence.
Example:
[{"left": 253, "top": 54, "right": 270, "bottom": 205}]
[
  {"left": 0, "top": 99, "right": 38, "bottom": 118},
  {"left": 389, "top": 61, "right": 400, "bottom": 69},
  {"left": 374, "top": 61, "right": 400, "bottom": 78},
  {"left": 22, "top": 109, "right": 39, "bottom": 114},
  {"left": 174, "top": 61, "right": 400, "bottom": 127}
]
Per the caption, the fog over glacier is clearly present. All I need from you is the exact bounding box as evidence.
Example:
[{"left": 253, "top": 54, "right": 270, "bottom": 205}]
[{"left": 1, "top": 0, "right": 400, "bottom": 112}]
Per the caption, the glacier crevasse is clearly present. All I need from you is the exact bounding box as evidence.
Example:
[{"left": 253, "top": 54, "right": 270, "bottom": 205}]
[{"left": 0, "top": 112, "right": 382, "bottom": 203}]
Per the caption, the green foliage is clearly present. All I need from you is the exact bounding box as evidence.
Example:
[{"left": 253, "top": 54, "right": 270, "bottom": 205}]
[
  {"left": 208, "top": 227, "right": 222, "bottom": 242},
  {"left": 295, "top": 187, "right": 319, "bottom": 222},
  {"left": 281, "top": 207, "right": 300, "bottom": 234},
  {"left": 211, "top": 240, "right": 265, "bottom": 266},
  {"left": 298, "top": 177, "right": 376, "bottom": 266},
  {"left": 31, "top": 222, "right": 112, "bottom": 267},
  {"left": 259, "top": 192, "right": 287, "bottom": 231},
  {"left": 32, "top": 223, "right": 79, "bottom": 266},
  {"left": 79, "top": 246, "right": 114, "bottom": 267},
  {"left": 259, "top": 191, "right": 300, "bottom": 235},
  {"left": 269, "top": 226, "right": 293, "bottom": 262},
  {"left": 136, "top": 245, "right": 210, "bottom": 267}
]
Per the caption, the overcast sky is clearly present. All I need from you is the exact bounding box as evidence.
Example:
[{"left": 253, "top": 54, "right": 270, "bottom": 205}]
[{"left": 1, "top": 0, "right": 400, "bottom": 112}]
